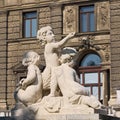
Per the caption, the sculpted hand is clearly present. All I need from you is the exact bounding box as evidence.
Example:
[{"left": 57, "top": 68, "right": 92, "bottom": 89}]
[
  {"left": 67, "top": 32, "right": 75, "bottom": 39},
  {"left": 19, "top": 78, "right": 27, "bottom": 90},
  {"left": 19, "top": 78, "right": 25, "bottom": 85}
]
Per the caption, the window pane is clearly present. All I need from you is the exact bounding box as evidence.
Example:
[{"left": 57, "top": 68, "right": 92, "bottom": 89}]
[
  {"left": 80, "top": 5, "right": 95, "bottom": 32},
  {"left": 100, "top": 86, "right": 103, "bottom": 100},
  {"left": 23, "top": 12, "right": 37, "bottom": 38},
  {"left": 24, "top": 12, "right": 37, "bottom": 19},
  {"left": 25, "top": 20, "right": 30, "bottom": 37},
  {"left": 32, "top": 19, "right": 37, "bottom": 37},
  {"left": 100, "top": 72, "right": 103, "bottom": 83},
  {"left": 81, "top": 14, "right": 87, "bottom": 32},
  {"left": 81, "top": 6, "right": 94, "bottom": 12},
  {"left": 92, "top": 86, "right": 98, "bottom": 99},
  {"left": 90, "top": 13, "right": 95, "bottom": 31},
  {"left": 84, "top": 72, "right": 98, "bottom": 84},
  {"left": 86, "top": 87, "right": 91, "bottom": 94},
  {"left": 80, "top": 54, "right": 101, "bottom": 67},
  {"left": 80, "top": 74, "right": 83, "bottom": 84}
]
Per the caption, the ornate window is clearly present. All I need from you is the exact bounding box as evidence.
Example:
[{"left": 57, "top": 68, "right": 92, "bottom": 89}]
[
  {"left": 23, "top": 12, "right": 37, "bottom": 38},
  {"left": 79, "top": 5, "right": 95, "bottom": 32},
  {"left": 79, "top": 53, "right": 103, "bottom": 101}
]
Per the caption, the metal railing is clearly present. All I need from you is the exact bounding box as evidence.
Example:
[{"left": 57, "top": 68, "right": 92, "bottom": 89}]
[{"left": 0, "top": 110, "right": 11, "bottom": 117}]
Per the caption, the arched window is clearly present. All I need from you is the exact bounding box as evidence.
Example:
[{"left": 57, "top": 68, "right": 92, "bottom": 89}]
[
  {"left": 80, "top": 53, "right": 101, "bottom": 67},
  {"left": 79, "top": 53, "right": 103, "bottom": 101}
]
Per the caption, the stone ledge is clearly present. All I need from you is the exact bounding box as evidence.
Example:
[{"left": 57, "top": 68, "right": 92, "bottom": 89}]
[{"left": 35, "top": 114, "right": 99, "bottom": 120}]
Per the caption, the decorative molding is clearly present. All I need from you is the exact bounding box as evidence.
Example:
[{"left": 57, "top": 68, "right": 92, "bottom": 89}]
[
  {"left": 78, "top": 36, "right": 110, "bottom": 62},
  {"left": 63, "top": 5, "right": 77, "bottom": 34},
  {"left": 96, "top": 2, "right": 110, "bottom": 31}
]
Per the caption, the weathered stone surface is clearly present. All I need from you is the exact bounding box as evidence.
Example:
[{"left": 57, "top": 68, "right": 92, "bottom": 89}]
[{"left": 35, "top": 114, "right": 99, "bottom": 120}]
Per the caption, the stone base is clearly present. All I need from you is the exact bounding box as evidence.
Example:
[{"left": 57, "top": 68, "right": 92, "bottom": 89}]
[{"left": 36, "top": 114, "right": 99, "bottom": 120}]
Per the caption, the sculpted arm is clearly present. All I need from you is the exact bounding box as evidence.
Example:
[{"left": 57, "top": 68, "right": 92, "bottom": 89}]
[
  {"left": 54, "top": 32, "right": 75, "bottom": 48},
  {"left": 21, "top": 65, "right": 36, "bottom": 89},
  {"left": 74, "top": 70, "right": 80, "bottom": 83}
]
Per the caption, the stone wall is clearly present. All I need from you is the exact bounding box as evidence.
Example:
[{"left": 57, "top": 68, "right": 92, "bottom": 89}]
[
  {"left": 0, "top": 11, "right": 7, "bottom": 110},
  {"left": 110, "top": 0, "right": 120, "bottom": 97}
]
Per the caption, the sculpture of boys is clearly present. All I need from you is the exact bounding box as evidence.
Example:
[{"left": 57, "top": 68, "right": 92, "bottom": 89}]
[{"left": 48, "top": 47, "right": 101, "bottom": 108}]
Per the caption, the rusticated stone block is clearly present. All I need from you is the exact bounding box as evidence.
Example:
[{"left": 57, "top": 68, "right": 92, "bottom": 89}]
[
  {"left": 111, "top": 29, "right": 120, "bottom": 35},
  {"left": 39, "top": 7, "right": 50, "bottom": 12},
  {"left": 39, "top": 12, "right": 51, "bottom": 19},
  {"left": 8, "top": 21, "right": 20, "bottom": 27},
  {"left": 111, "top": 3, "right": 120, "bottom": 10},
  {"left": 9, "top": 11, "right": 20, "bottom": 16},
  {"left": 8, "top": 33, "right": 20, "bottom": 39},
  {"left": 111, "top": 22, "right": 120, "bottom": 29},
  {"left": 0, "top": 22, "right": 7, "bottom": 28},
  {"left": 51, "top": 7, "right": 62, "bottom": 17},
  {"left": 51, "top": 16, "right": 62, "bottom": 22},
  {"left": 111, "top": 35, "right": 120, "bottom": 41},
  {"left": 0, "top": 16, "right": 7, "bottom": 22},
  {"left": 39, "top": 18, "right": 51, "bottom": 24},
  {"left": 0, "top": 34, "right": 6, "bottom": 40},
  {"left": 111, "top": 9, "right": 120, "bottom": 16}
]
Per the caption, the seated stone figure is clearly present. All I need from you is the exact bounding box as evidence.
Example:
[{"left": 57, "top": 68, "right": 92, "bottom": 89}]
[
  {"left": 49, "top": 47, "right": 89, "bottom": 97},
  {"left": 48, "top": 47, "right": 101, "bottom": 109},
  {"left": 15, "top": 51, "right": 42, "bottom": 106}
]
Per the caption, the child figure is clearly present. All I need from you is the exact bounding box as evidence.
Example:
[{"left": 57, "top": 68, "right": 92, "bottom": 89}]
[
  {"left": 15, "top": 51, "right": 42, "bottom": 106},
  {"left": 37, "top": 26, "right": 75, "bottom": 89},
  {"left": 49, "top": 48, "right": 89, "bottom": 98},
  {"left": 48, "top": 47, "right": 101, "bottom": 108}
]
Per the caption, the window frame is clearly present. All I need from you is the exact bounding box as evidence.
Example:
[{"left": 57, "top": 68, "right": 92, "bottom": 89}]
[
  {"left": 79, "top": 5, "right": 95, "bottom": 33},
  {"left": 79, "top": 66, "right": 102, "bottom": 101},
  {"left": 23, "top": 11, "right": 37, "bottom": 38}
]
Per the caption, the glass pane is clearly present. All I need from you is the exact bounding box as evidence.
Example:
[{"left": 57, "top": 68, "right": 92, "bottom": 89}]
[
  {"left": 32, "top": 19, "right": 37, "bottom": 37},
  {"left": 85, "top": 72, "right": 98, "bottom": 84},
  {"left": 100, "top": 86, "right": 103, "bottom": 100},
  {"left": 86, "top": 87, "right": 91, "bottom": 94},
  {"left": 25, "top": 20, "right": 30, "bottom": 37},
  {"left": 80, "top": 54, "right": 101, "bottom": 67},
  {"left": 100, "top": 72, "right": 103, "bottom": 83},
  {"left": 24, "top": 12, "right": 37, "bottom": 19},
  {"left": 81, "top": 6, "right": 94, "bottom": 12},
  {"left": 90, "top": 13, "right": 95, "bottom": 31},
  {"left": 81, "top": 14, "right": 87, "bottom": 32},
  {"left": 80, "top": 74, "right": 83, "bottom": 84},
  {"left": 92, "top": 86, "right": 98, "bottom": 99}
]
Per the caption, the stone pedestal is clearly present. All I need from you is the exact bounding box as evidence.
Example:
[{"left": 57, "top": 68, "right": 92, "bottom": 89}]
[{"left": 36, "top": 114, "right": 99, "bottom": 120}]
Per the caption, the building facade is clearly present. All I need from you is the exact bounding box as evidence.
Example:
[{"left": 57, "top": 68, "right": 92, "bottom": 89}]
[{"left": 0, "top": 0, "right": 119, "bottom": 111}]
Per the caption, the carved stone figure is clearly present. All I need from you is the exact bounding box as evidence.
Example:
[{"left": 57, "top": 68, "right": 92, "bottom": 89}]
[
  {"left": 12, "top": 26, "right": 103, "bottom": 120},
  {"left": 14, "top": 51, "right": 42, "bottom": 106},
  {"left": 49, "top": 48, "right": 89, "bottom": 97},
  {"left": 37, "top": 26, "right": 75, "bottom": 89}
]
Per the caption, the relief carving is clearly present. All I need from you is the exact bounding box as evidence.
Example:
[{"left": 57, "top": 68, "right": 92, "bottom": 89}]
[
  {"left": 96, "top": 2, "right": 110, "bottom": 30},
  {"left": 78, "top": 36, "right": 110, "bottom": 62},
  {"left": 100, "top": 5, "right": 108, "bottom": 26},
  {"left": 65, "top": 8, "right": 74, "bottom": 29},
  {"left": 63, "top": 6, "right": 77, "bottom": 34}
]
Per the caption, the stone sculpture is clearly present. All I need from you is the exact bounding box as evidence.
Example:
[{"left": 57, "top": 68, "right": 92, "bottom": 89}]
[
  {"left": 12, "top": 26, "right": 102, "bottom": 120},
  {"left": 14, "top": 51, "right": 42, "bottom": 106},
  {"left": 37, "top": 26, "right": 75, "bottom": 89}
]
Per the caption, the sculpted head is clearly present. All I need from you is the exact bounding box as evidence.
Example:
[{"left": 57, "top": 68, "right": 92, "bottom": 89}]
[
  {"left": 22, "top": 51, "right": 40, "bottom": 66},
  {"left": 59, "top": 47, "right": 77, "bottom": 66},
  {"left": 37, "top": 26, "right": 55, "bottom": 45}
]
